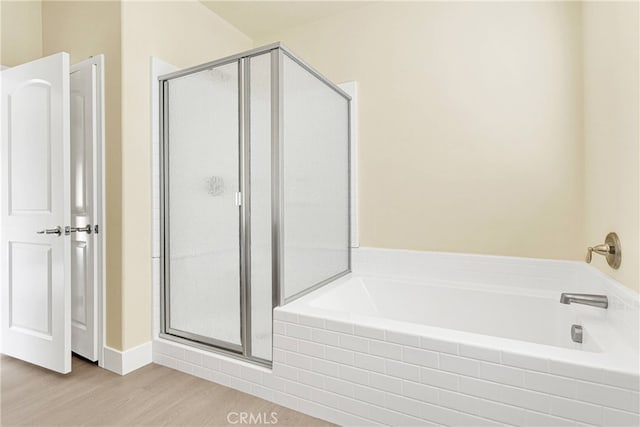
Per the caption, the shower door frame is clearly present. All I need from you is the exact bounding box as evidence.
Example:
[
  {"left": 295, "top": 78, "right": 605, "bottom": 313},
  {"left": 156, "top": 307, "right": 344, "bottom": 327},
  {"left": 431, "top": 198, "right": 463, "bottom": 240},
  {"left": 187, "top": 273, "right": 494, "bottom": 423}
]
[{"left": 158, "top": 43, "right": 352, "bottom": 366}]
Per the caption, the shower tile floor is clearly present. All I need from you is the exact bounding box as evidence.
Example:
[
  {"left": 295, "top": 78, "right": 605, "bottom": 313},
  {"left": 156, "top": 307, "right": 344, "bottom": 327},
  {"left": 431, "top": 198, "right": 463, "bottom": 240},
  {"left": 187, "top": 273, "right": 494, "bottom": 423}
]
[{"left": 0, "top": 355, "right": 333, "bottom": 426}]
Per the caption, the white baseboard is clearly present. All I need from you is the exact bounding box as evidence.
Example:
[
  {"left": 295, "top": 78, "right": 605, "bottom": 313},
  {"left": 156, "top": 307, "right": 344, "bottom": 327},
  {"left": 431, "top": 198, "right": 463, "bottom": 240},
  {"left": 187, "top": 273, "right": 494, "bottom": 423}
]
[{"left": 103, "top": 341, "right": 152, "bottom": 375}]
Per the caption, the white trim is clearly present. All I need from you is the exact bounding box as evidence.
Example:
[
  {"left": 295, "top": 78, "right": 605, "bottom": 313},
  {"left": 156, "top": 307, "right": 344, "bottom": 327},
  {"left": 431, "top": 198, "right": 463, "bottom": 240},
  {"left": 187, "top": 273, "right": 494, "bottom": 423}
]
[
  {"left": 103, "top": 341, "right": 152, "bottom": 375},
  {"left": 338, "top": 81, "right": 358, "bottom": 248}
]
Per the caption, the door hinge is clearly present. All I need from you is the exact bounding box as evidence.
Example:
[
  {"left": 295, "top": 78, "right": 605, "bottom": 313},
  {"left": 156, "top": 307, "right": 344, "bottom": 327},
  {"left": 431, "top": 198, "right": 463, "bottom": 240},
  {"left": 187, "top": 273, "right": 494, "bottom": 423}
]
[{"left": 235, "top": 192, "right": 243, "bottom": 207}]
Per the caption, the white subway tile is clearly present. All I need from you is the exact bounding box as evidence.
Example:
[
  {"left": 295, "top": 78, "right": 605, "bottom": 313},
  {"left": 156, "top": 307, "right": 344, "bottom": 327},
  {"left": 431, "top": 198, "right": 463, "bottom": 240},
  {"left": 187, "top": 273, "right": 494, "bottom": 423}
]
[
  {"left": 240, "top": 366, "right": 263, "bottom": 384},
  {"left": 385, "top": 393, "right": 423, "bottom": 418},
  {"left": 176, "top": 360, "right": 194, "bottom": 375},
  {"left": 478, "top": 361, "right": 524, "bottom": 387},
  {"left": 439, "top": 390, "right": 526, "bottom": 426},
  {"left": 270, "top": 376, "right": 287, "bottom": 392},
  {"left": 274, "top": 389, "right": 298, "bottom": 407},
  {"left": 501, "top": 351, "right": 549, "bottom": 372},
  {"left": 500, "top": 385, "right": 551, "bottom": 413},
  {"left": 273, "top": 363, "right": 298, "bottom": 381},
  {"left": 458, "top": 377, "right": 502, "bottom": 402},
  {"left": 550, "top": 395, "right": 603, "bottom": 425},
  {"left": 459, "top": 344, "right": 500, "bottom": 363},
  {"left": 603, "top": 407, "right": 640, "bottom": 426},
  {"left": 154, "top": 340, "right": 184, "bottom": 359},
  {"left": 325, "top": 319, "right": 354, "bottom": 334},
  {"left": 272, "top": 348, "right": 286, "bottom": 363},
  {"left": 354, "top": 384, "right": 386, "bottom": 407},
  {"left": 355, "top": 353, "right": 386, "bottom": 374},
  {"left": 325, "top": 346, "right": 355, "bottom": 365},
  {"left": 273, "top": 334, "right": 298, "bottom": 352},
  {"left": 340, "top": 334, "right": 369, "bottom": 353},
  {"left": 340, "top": 365, "right": 369, "bottom": 386},
  {"left": 402, "top": 347, "right": 438, "bottom": 368},
  {"left": 284, "top": 379, "right": 312, "bottom": 400},
  {"left": 273, "top": 321, "right": 286, "bottom": 335},
  {"left": 298, "top": 340, "right": 325, "bottom": 358},
  {"left": 370, "top": 372, "right": 403, "bottom": 394},
  {"left": 370, "top": 405, "right": 431, "bottom": 427},
  {"left": 420, "top": 367, "right": 459, "bottom": 391},
  {"left": 201, "top": 353, "right": 220, "bottom": 371},
  {"left": 402, "top": 380, "right": 439, "bottom": 404},
  {"left": 338, "top": 396, "right": 373, "bottom": 419},
  {"left": 420, "top": 400, "right": 503, "bottom": 426},
  {"left": 311, "top": 388, "right": 341, "bottom": 408},
  {"left": 386, "top": 360, "right": 420, "bottom": 380},
  {"left": 386, "top": 331, "right": 420, "bottom": 347},
  {"left": 297, "top": 314, "right": 325, "bottom": 328},
  {"left": 191, "top": 365, "right": 213, "bottom": 382},
  {"left": 230, "top": 377, "right": 253, "bottom": 394},
  {"left": 549, "top": 359, "right": 603, "bottom": 383},
  {"left": 370, "top": 340, "right": 402, "bottom": 360},
  {"left": 325, "top": 376, "right": 355, "bottom": 397},
  {"left": 524, "top": 410, "right": 576, "bottom": 426},
  {"left": 183, "top": 349, "right": 202, "bottom": 366},
  {"left": 439, "top": 354, "right": 479, "bottom": 377},
  {"left": 298, "top": 370, "right": 326, "bottom": 389},
  {"left": 286, "top": 323, "right": 312, "bottom": 340},
  {"left": 219, "top": 359, "right": 241, "bottom": 377},
  {"left": 153, "top": 353, "right": 178, "bottom": 370},
  {"left": 211, "top": 371, "right": 232, "bottom": 388},
  {"left": 420, "top": 337, "right": 458, "bottom": 355},
  {"left": 312, "top": 357, "right": 340, "bottom": 377},
  {"left": 575, "top": 381, "right": 639, "bottom": 413},
  {"left": 524, "top": 371, "right": 577, "bottom": 399},
  {"left": 459, "top": 376, "right": 551, "bottom": 414},
  {"left": 355, "top": 325, "right": 386, "bottom": 340},
  {"left": 312, "top": 328, "right": 340, "bottom": 346},
  {"left": 286, "top": 352, "right": 312, "bottom": 370},
  {"left": 602, "top": 370, "right": 640, "bottom": 391},
  {"left": 251, "top": 384, "right": 275, "bottom": 402}
]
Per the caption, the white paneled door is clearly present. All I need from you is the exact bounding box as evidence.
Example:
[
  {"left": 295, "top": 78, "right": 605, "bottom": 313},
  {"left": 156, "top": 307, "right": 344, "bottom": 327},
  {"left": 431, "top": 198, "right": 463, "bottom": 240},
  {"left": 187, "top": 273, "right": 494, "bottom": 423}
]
[
  {"left": 1, "top": 53, "right": 72, "bottom": 374},
  {"left": 69, "top": 57, "right": 101, "bottom": 362}
]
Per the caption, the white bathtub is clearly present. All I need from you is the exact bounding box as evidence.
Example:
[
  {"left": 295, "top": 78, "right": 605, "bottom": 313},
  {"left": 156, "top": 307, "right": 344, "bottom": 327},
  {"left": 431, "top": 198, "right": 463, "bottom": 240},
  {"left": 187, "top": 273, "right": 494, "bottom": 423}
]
[
  {"left": 153, "top": 248, "right": 640, "bottom": 426},
  {"left": 273, "top": 248, "right": 640, "bottom": 426},
  {"left": 291, "top": 274, "right": 636, "bottom": 371}
]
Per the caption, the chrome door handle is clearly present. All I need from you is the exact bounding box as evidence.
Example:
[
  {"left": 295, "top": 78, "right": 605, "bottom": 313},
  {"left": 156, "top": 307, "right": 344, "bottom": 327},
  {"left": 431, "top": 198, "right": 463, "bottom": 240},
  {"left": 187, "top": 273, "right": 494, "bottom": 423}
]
[
  {"left": 36, "top": 226, "right": 62, "bottom": 236},
  {"left": 68, "top": 225, "right": 92, "bottom": 234}
]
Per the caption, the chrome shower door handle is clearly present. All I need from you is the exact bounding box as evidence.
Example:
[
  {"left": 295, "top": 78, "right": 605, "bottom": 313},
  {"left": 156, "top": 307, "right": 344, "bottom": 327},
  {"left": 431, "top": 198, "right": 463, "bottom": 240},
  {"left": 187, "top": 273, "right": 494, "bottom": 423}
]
[{"left": 36, "top": 226, "right": 62, "bottom": 236}]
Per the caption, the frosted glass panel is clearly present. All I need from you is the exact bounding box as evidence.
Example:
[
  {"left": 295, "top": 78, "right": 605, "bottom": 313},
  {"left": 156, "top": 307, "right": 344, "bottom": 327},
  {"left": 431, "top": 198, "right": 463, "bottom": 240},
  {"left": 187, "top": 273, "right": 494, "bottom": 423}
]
[
  {"left": 166, "top": 62, "right": 241, "bottom": 346},
  {"left": 249, "top": 53, "right": 272, "bottom": 360},
  {"left": 282, "top": 55, "right": 350, "bottom": 300}
]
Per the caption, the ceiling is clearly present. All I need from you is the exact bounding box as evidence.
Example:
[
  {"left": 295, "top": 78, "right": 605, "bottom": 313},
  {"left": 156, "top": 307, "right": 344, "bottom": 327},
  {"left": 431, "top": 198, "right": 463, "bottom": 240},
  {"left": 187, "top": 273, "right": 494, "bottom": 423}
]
[{"left": 200, "top": 1, "right": 368, "bottom": 40}]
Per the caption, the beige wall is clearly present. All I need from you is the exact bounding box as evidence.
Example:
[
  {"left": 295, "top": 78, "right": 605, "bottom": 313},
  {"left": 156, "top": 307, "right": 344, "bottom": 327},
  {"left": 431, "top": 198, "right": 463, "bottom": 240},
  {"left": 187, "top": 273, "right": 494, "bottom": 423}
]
[
  {"left": 1, "top": 0, "right": 42, "bottom": 66},
  {"left": 6, "top": 0, "right": 638, "bottom": 355},
  {"left": 120, "top": 0, "right": 252, "bottom": 349},
  {"left": 42, "top": 0, "right": 124, "bottom": 348},
  {"left": 257, "top": 2, "right": 585, "bottom": 261},
  {"left": 583, "top": 2, "right": 639, "bottom": 292}
]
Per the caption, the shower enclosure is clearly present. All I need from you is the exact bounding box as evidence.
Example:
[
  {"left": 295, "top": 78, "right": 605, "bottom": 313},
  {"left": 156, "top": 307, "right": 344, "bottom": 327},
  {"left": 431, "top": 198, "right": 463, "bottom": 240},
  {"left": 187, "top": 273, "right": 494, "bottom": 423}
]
[{"left": 159, "top": 43, "right": 350, "bottom": 365}]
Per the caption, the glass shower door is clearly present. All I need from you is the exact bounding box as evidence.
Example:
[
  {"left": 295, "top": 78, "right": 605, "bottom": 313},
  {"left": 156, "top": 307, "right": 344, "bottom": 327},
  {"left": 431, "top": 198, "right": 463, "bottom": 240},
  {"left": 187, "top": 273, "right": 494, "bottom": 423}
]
[{"left": 164, "top": 61, "right": 242, "bottom": 350}]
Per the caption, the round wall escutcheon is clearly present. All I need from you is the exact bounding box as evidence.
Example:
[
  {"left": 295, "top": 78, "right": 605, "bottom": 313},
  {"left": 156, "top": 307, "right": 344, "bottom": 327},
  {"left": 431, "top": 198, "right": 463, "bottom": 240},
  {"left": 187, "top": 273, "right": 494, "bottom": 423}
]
[{"left": 605, "top": 232, "right": 621, "bottom": 269}]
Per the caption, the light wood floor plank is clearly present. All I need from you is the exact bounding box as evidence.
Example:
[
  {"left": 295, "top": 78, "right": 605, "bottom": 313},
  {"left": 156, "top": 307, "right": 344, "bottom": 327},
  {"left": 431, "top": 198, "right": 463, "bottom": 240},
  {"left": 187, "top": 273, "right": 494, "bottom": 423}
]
[{"left": 1, "top": 355, "right": 334, "bottom": 426}]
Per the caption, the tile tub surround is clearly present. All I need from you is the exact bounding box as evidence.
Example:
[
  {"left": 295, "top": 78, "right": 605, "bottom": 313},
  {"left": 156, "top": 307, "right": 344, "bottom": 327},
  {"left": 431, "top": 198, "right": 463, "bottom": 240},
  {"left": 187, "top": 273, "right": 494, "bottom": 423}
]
[{"left": 152, "top": 249, "right": 639, "bottom": 426}]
